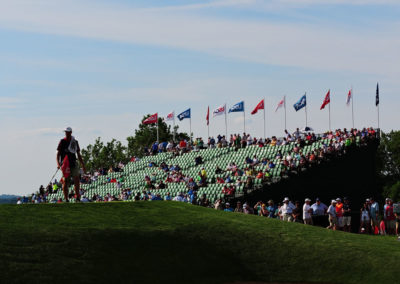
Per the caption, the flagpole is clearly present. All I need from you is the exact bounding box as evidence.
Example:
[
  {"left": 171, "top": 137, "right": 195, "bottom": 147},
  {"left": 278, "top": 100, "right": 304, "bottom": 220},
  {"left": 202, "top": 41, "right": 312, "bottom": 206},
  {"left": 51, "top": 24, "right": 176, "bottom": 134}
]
[
  {"left": 351, "top": 87, "right": 354, "bottom": 129},
  {"left": 328, "top": 93, "right": 331, "bottom": 131},
  {"left": 284, "top": 96, "right": 287, "bottom": 130},
  {"left": 377, "top": 104, "right": 380, "bottom": 130},
  {"left": 157, "top": 116, "right": 159, "bottom": 142},
  {"left": 173, "top": 111, "right": 176, "bottom": 142},
  {"left": 224, "top": 104, "right": 228, "bottom": 138},
  {"left": 263, "top": 97, "right": 266, "bottom": 138},
  {"left": 305, "top": 92, "right": 308, "bottom": 127},
  {"left": 190, "top": 116, "right": 192, "bottom": 144},
  {"left": 243, "top": 101, "right": 246, "bottom": 134}
]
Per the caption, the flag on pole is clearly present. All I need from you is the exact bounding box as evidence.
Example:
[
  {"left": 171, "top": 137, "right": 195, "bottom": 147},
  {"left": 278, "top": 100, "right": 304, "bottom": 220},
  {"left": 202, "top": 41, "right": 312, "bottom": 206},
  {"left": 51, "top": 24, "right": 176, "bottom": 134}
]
[
  {"left": 376, "top": 83, "right": 379, "bottom": 106},
  {"left": 165, "top": 111, "right": 174, "bottom": 121},
  {"left": 293, "top": 94, "right": 306, "bottom": 111},
  {"left": 177, "top": 109, "right": 191, "bottom": 121},
  {"left": 229, "top": 101, "right": 244, "bottom": 113},
  {"left": 275, "top": 96, "right": 285, "bottom": 112},
  {"left": 206, "top": 106, "right": 210, "bottom": 125},
  {"left": 320, "top": 90, "right": 330, "bottom": 110},
  {"left": 251, "top": 99, "right": 264, "bottom": 115},
  {"left": 346, "top": 89, "right": 352, "bottom": 106},
  {"left": 143, "top": 113, "right": 158, "bottom": 124},
  {"left": 213, "top": 104, "right": 226, "bottom": 117}
]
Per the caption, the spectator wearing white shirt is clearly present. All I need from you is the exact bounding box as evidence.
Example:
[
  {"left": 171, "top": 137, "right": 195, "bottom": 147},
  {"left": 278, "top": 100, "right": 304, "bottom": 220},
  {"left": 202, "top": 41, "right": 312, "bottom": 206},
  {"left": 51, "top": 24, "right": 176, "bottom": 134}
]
[
  {"left": 303, "top": 198, "right": 313, "bottom": 225},
  {"left": 327, "top": 200, "right": 337, "bottom": 230},
  {"left": 281, "top": 197, "right": 295, "bottom": 222},
  {"left": 173, "top": 192, "right": 185, "bottom": 202}
]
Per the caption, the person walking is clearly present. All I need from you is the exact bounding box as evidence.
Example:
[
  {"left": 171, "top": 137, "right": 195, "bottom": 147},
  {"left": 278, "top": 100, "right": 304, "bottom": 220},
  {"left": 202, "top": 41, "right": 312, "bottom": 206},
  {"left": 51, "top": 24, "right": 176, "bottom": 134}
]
[{"left": 56, "top": 127, "right": 86, "bottom": 202}]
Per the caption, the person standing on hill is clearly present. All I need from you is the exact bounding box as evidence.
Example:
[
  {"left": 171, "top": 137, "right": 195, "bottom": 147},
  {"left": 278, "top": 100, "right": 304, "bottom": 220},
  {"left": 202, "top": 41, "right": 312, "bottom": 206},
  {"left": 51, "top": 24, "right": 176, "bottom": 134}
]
[{"left": 56, "top": 127, "right": 86, "bottom": 202}]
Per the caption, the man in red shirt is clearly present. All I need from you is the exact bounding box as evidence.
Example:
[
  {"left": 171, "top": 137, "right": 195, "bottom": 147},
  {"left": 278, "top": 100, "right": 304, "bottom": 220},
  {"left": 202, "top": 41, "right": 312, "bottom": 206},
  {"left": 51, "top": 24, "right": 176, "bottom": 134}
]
[{"left": 385, "top": 199, "right": 396, "bottom": 235}]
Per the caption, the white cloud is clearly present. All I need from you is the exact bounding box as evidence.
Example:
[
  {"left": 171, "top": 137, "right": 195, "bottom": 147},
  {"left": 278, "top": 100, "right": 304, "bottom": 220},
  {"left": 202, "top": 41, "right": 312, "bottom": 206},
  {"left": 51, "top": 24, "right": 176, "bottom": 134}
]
[{"left": 0, "top": 0, "right": 399, "bottom": 77}]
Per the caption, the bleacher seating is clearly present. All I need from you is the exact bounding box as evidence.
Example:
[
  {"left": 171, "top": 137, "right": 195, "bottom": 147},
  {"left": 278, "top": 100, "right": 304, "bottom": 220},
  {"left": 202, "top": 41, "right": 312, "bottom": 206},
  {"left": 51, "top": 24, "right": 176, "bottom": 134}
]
[{"left": 46, "top": 136, "right": 364, "bottom": 203}]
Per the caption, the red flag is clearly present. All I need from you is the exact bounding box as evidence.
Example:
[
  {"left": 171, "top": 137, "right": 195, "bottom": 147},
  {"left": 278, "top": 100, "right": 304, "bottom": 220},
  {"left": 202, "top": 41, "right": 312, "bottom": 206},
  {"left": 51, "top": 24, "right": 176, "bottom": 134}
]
[
  {"left": 143, "top": 113, "right": 158, "bottom": 124},
  {"left": 320, "top": 90, "right": 330, "bottom": 110},
  {"left": 61, "top": 155, "right": 71, "bottom": 179},
  {"left": 251, "top": 99, "right": 264, "bottom": 115},
  {"left": 206, "top": 106, "right": 209, "bottom": 125}
]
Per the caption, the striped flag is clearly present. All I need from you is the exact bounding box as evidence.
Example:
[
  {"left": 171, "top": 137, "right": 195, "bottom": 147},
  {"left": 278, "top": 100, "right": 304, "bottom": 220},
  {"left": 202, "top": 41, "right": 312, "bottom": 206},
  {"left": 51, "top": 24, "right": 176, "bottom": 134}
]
[
  {"left": 213, "top": 104, "right": 226, "bottom": 117},
  {"left": 346, "top": 89, "right": 352, "bottom": 106},
  {"left": 165, "top": 111, "right": 174, "bottom": 121},
  {"left": 275, "top": 96, "right": 285, "bottom": 112}
]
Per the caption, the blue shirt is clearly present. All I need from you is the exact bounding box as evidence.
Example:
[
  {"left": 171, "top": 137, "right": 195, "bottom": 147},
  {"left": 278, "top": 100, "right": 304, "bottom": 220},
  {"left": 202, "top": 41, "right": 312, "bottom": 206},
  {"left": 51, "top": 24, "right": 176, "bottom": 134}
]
[
  {"left": 224, "top": 208, "right": 233, "bottom": 212},
  {"left": 311, "top": 202, "right": 328, "bottom": 215},
  {"left": 370, "top": 202, "right": 379, "bottom": 218},
  {"left": 164, "top": 195, "right": 172, "bottom": 201},
  {"left": 267, "top": 205, "right": 277, "bottom": 218}
]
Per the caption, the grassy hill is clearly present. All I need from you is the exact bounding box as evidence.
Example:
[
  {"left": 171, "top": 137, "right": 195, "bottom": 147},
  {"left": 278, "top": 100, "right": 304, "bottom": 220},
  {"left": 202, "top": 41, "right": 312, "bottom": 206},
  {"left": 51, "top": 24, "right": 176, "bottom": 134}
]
[{"left": 0, "top": 202, "right": 398, "bottom": 284}]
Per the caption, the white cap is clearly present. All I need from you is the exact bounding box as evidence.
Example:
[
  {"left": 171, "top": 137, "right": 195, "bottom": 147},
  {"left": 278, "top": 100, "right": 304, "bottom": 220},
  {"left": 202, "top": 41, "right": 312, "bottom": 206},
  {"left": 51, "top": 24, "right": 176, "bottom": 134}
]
[
  {"left": 336, "top": 198, "right": 341, "bottom": 202},
  {"left": 225, "top": 202, "right": 230, "bottom": 206},
  {"left": 283, "top": 197, "right": 289, "bottom": 202},
  {"left": 332, "top": 200, "right": 337, "bottom": 203},
  {"left": 305, "top": 198, "right": 311, "bottom": 202},
  {"left": 64, "top": 127, "right": 72, "bottom": 132}
]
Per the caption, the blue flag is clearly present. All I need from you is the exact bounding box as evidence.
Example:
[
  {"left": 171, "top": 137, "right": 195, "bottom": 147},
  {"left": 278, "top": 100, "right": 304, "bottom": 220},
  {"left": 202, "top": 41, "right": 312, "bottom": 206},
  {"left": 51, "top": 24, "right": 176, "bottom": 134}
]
[
  {"left": 293, "top": 94, "right": 306, "bottom": 111},
  {"left": 228, "top": 101, "right": 244, "bottom": 113},
  {"left": 177, "top": 108, "right": 191, "bottom": 121}
]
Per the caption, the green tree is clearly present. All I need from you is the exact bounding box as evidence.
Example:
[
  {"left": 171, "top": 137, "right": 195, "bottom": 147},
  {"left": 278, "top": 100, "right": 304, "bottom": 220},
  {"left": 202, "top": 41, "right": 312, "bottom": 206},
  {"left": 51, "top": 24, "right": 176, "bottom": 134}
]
[
  {"left": 376, "top": 130, "right": 400, "bottom": 200},
  {"left": 81, "top": 115, "right": 189, "bottom": 172}
]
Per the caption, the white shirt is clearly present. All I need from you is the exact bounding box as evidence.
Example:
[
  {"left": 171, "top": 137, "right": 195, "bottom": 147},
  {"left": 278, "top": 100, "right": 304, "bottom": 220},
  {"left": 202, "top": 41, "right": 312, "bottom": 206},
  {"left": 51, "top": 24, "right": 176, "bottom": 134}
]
[
  {"left": 303, "top": 204, "right": 311, "bottom": 219},
  {"left": 173, "top": 195, "right": 185, "bottom": 202},
  {"left": 281, "top": 202, "right": 295, "bottom": 214},
  {"left": 327, "top": 205, "right": 336, "bottom": 217}
]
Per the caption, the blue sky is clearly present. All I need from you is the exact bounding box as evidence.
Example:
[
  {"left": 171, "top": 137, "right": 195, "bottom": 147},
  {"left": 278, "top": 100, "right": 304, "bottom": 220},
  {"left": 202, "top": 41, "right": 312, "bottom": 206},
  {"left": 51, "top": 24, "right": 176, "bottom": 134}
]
[{"left": 0, "top": 0, "right": 399, "bottom": 195}]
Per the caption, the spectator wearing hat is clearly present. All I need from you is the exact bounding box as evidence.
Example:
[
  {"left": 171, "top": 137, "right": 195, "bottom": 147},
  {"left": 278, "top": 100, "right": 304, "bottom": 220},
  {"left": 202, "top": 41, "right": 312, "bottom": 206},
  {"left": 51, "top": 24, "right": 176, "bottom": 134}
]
[
  {"left": 311, "top": 198, "right": 328, "bottom": 227},
  {"left": 243, "top": 203, "right": 254, "bottom": 214},
  {"left": 224, "top": 203, "right": 233, "bottom": 212},
  {"left": 342, "top": 197, "right": 352, "bottom": 232},
  {"left": 281, "top": 197, "right": 295, "bottom": 222},
  {"left": 303, "top": 198, "right": 313, "bottom": 225},
  {"left": 335, "top": 198, "right": 344, "bottom": 230},
  {"left": 327, "top": 200, "right": 337, "bottom": 230}
]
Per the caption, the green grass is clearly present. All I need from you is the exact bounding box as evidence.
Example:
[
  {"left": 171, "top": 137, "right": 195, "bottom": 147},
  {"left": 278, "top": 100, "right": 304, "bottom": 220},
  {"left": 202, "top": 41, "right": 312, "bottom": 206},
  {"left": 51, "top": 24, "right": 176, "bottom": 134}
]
[{"left": 0, "top": 202, "right": 398, "bottom": 284}]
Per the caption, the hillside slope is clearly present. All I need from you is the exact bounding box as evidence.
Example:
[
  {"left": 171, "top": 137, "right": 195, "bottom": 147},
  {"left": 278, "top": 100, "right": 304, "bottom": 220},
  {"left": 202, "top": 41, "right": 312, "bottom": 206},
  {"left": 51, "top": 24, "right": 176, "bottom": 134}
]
[{"left": 0, "top": 202, "right": 398, "bottom": 284}]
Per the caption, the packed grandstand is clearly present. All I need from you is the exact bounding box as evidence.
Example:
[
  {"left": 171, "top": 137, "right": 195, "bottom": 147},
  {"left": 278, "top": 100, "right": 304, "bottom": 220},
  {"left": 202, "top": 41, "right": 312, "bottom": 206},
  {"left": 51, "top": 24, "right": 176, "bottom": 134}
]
[{"left": 27, "top": 127, "right": 377, "bottom": 203}]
